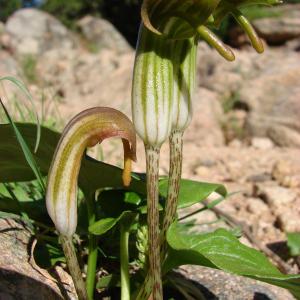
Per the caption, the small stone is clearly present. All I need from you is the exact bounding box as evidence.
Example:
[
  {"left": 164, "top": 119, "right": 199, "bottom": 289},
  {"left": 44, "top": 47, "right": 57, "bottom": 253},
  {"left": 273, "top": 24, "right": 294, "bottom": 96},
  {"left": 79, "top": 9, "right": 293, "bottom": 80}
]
[
  {"left": 277, "top": 210, "right": 300, "bottom": 232},
  {"left": 228, "top": 139, "right": 243, "bottom": 148},
  {"left": 272, "top": 160, "right": 300, "bottom": 188},
  {"left": 194, "top": 166, "right": 210, "bottom": 177},
  {"left": 76, "top": 15, "right": 131, "bottom": 54},
  {"left": 247, "top": 173, "right": 272, "bottom": 183},
  {"left": 251, "top": 137, "right": 274, "bottom": 150},
  {"left": 246, "top": 197, "right": 269, "bottom": 215},
  {"left": 256, "top": 184, "right": 297, "bottom": 208}
]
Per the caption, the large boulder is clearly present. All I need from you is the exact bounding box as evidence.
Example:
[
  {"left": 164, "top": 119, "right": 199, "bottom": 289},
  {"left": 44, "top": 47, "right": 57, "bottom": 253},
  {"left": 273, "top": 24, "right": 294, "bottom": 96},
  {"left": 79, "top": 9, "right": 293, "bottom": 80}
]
[
  {"left": 240, "top": 50, "right": 300, "bottom": 147},
  {"left": 3, "top": 9, "right": 77, "bottom": 57},
  {"left": 253, "top": 4, "right": 300, "bottom": 45},
  {"left": 77, "top": 16, "right": 131, "bottom": 54},
  {"left": 198, "top": 42, "right": 300, "bottom": 147},
  {"left": 185, "top": 88, "right": 225, "bottom": 147},
  {"left": 0, "top": 219, "right": 76, "bottom": 300}
]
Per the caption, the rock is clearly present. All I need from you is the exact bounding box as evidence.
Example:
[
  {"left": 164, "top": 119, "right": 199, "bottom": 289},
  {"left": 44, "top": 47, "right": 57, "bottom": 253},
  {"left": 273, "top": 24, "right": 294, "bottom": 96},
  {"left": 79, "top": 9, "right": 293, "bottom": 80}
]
[
  {"left": 256, "top": 183, "right": 297, "bottom": 209},
  {"left": 251, "top": 137, "right": 274, "bottom": 150},
  {"left": 228, "top": 139, "right": 243, "bottom": 148},
  {"left": 179, "top": 266, "right": 295, "bottom": 300},
  {"left": 77, "top": 15, "right": 131, "bottom": 54},
  {"left": 184, "top": 88, "right": 225, "bottom": 146},
  {"left": 36, "top": 47, "right": 134, "bottom": 119},
  {"left": 272, "top": 160, "right": 300, "bottom": 188},
  {"left": 253, "top": 4, "right": 300, "bottom": 45},
  {"left": 277, "top": 207, "right": 300, "bottom": 232},
  {"left": 286, "top": 37, "right": 300, "bottom": 52},
  {"left": 0, "top": 219, "right": 76, "bottom": 299},
  {"left": 268, "top": 124, "right": 300, "bottom": 148},
  {"left": 0, "top": 51, "right": 21, "bottom": 76},
  {"left": 246, "top": 197, "right": 269, "bottom": 215},
  {"left": 239, "top": 50, "right": 300, "bottom": 147},
  {"left": 198, "top": 40, "right": 300, "bottom": 147},
  {"left": 4, "top": 9, "right": 77, "bottom": 56}
]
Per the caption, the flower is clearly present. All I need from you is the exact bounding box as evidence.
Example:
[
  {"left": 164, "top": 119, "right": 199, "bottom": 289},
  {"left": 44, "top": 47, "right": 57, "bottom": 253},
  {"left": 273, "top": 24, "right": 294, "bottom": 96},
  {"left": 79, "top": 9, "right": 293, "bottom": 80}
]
[{"left": 46, "top": 107, "right": 136, "bottom": 236}]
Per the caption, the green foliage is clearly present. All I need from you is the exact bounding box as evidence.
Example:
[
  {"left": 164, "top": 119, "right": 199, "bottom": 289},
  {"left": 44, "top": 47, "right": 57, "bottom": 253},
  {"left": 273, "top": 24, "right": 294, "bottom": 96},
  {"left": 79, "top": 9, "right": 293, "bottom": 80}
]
[
  {"left": 1, "top": 120, "right": 300, "bottom": 297},
  {"left": 0, "top": 122, "right": 232, "bottom": 296},
  {"left": 166, "top": 222, "right": 300, "bottom": 299},
  {"left": 159, "top": 178, "right": 227, "bottom": 209},
  {"left": 0, "top": 0, "right": 21, "bottom": 22},
  {"left": 287, "top": 232, "right": 300, "bottom": 257}
]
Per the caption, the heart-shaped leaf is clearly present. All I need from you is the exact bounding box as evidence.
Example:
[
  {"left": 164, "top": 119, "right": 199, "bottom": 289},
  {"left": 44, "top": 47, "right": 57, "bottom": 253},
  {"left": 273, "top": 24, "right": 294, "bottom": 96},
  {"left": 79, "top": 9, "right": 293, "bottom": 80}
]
[
  {"left": 159, "top": 178, "right": 227, "bottom": 209},
  {"left": 166, "top": 222, "right": 300, "bottom": 299},
  {"left": 89, "top": 211, "right": 136, "bottom": 236}
]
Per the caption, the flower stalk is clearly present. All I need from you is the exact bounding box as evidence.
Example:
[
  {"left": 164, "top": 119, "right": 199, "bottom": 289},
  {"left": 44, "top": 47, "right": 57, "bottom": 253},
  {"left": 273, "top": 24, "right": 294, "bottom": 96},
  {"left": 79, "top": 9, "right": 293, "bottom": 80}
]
[
  {"left": 120, "top": 223, "right": 130, "bottom": 300},
  {"left": 145, "top": 146, "right": 163, "bottom": 299},
  {"left": 60, "top": 235, "right": 88, "bottom": 300},
  {"left": 85, "top": 192, "right": 98, "bottom": 300}
]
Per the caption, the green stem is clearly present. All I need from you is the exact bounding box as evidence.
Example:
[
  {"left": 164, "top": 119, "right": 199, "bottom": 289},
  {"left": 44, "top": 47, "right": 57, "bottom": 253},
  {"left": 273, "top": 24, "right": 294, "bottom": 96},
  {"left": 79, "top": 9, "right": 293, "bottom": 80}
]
[
  {"left": 86, "top": 193, "right": 98, "bottom": 300},
  {"left": 144, "top": 146, "right": 163, "bottom": 299},
  {"left": 161, "top": 131, "right": 183, "bottom": 261},
  {"left": 120, "top": 224, "right": 130, "bottom": 300},
  {"left": 60, "top": 235, "right": 88, "bottom": 300}
]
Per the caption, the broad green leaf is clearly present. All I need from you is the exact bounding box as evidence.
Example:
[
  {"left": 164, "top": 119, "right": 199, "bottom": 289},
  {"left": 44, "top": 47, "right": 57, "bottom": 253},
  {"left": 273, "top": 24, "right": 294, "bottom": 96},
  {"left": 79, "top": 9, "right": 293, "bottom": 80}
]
[
  {"left": 159, "top": 178, "right": 227, "bottom": 209},
  {"left": 0, "top": 124, "right": 146, "bottom": 195},
  {"left": 124, "top": 191, "right": 142, "bottom": 205},
  {"left": 166, "top": 222, "right": 300, "bottom": 299},
  {"left": 0, "top": 100, "right": 45, "bottom": 192},
  {"left": 0, "top": 197, "right": 50, "bottom": 224},
  {"left": 287, "top": 232, "right": 300, "bottom": 257},
  {"left": 89, "top": 211, "right": 136, "bottom": 236}
]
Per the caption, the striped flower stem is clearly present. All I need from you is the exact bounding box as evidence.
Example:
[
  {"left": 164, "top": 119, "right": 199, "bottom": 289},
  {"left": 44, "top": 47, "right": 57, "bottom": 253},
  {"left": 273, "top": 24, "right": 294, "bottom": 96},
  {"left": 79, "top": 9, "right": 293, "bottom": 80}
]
[
  {"left": 145, "top": 146, "right": 163, "bottom": 299},
  {"left": 46, "top": 107, "right": 136, "bottom": 300},
  {"left": 60, "top": 235, "right": 88, "bottom": 300},
  {"left": 132, "top": 22, "right": 176, "bottom": 299}
]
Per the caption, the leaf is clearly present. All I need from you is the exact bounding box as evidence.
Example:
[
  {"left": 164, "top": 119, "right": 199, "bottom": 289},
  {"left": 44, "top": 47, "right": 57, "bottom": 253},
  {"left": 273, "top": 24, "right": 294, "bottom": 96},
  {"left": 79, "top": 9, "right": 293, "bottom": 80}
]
[
  {"left": 97, "top": 190, "right": 144, "bottom": 218},
  {"left": 89, "top": 211, "right": 136, "bottom": 236},
  {"left": 159, "top": 178, "right": 227, "bottom": 209},
  {"left": 0, "top": 100, "right": 45, "bottom": 192},
  {"left": 287, "top": 232, "right": 300, "bottom": 257},
  {"left": 0, "top": 124, "right": 146, "bottom": 195},
  {"left": 96, "top": 274, "right": 120, "bottom": 289},
  {"left": 166, "top": 222, "right": 300, "bottom": 299}
]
